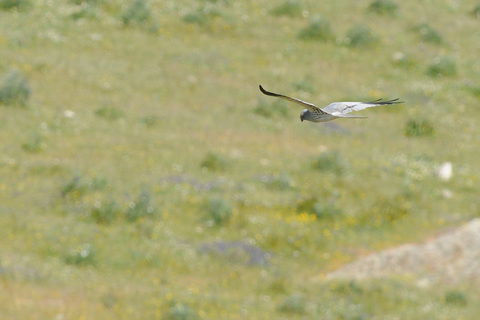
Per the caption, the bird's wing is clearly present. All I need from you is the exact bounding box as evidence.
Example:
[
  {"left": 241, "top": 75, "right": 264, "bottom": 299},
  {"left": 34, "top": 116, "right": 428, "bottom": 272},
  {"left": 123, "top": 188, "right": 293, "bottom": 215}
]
[
  {"left": 323, "top": 98, "right": 402, "bottom": 115},
  {"left": 259, "top": 85, "right": 329, "bottom": 115}
]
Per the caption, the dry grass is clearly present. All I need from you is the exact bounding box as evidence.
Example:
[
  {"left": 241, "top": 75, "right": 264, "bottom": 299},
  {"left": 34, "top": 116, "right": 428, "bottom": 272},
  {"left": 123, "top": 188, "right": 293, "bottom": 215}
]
[{"left": 1, "top": 0, "right": 480, "bottom": 318}]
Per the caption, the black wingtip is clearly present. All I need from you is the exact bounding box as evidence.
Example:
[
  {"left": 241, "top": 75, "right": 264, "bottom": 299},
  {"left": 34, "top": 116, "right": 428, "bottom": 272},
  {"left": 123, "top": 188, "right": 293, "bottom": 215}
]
[
  {"left": 259, "top": 85, "right": 280, "bottom": 97},
  {"left": 369, "top": 98, "right": 404, "bottom": 105}
]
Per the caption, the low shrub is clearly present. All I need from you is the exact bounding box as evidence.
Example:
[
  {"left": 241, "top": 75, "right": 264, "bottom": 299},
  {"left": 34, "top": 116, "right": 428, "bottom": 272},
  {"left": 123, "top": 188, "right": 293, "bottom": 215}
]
[
  {"left": 95, "top": 105, "right": 125, "bottom": 120},
  {"left": 270, "top": 0, "right": 303, "bottom": 18},
  {"left": 405, "top": 119, "right": 434, "bottom": 137},
  {"left": 426, "top": 56, "right": 457, "bottom": 77},
  {"left": 412, "top": 23, "right": 444, "bottom": 45},
  {"left": 64, "top": 243, "right": 96, "bottom": 266},
  {"left": 0, "top": 70, "right": 31, "bottom": 106},
  {"left": 0, "top": 0, "right": 30, "bottom": 10},
  {"left": 277, "top": 293, "right": 306, "bottom": 315},
  {"left": 22, "top": 132, "right": 44, "bottom": 153},
  {"left": 367, "top": 0, "right": 398, "bottom": 16},
  {"left": 297, "top": 196, "right": 341, "bottom": 220},
  {"left": 345, "top": 24, "right": 377, "bottom": 48},
  {"left": 91, "top": 199, "right": 120, "bottom": 224},
  {"left": 125, "top": 189, "right": 156, "bottom": 222},
  {"left": 200, "top": 152, "right": 227, "bottom": 172},
  {"left": 312, "top": 151, "right": 345, "bottom": 175},
  {"left": 122, "top": 0, "right": 151, "bottom": 25},
  {"left": 298, "top": 15, "right": 333, "bottom": 41},
  {"left": 205, "top": 196, "right": 232, "bottom": 225}
]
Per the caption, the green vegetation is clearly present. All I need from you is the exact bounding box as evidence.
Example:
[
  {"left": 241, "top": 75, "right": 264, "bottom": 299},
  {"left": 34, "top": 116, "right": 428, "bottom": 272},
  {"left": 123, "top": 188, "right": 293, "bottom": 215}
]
[
  {"left": 405, "top": 119, "right": 435, "bottom": 137},
  {"left": 412, "top": 23, "right": 444, "bottom": 45},
  {"left": 426, "top": 56, "right": 457, "bottom": 77},
  {"left": 298, "top": 15, "right": 334, "bottom": 42},
  {"left": 205, "top": 196, "right": 232, "bottom": 225},
  {"left": 0, "top": 0, "right": 29, "bottom": 10},
  {"left": 345, "top": 23, "right": 377, "bottom": 47},
  {"left": 312, "top": 150, "right": 346, "bottom": 175},
  {"left": 0, "top": 70, "right": 31, "bottom": 106},
  {"left": 1, "top": 1, "right": 480, "bottom": 319},
  {"left": 367, "top": 0, "right": 399, "bottom": 16},
  {"left": 270, "top": 0, "right": 303, "bottom": 18}
]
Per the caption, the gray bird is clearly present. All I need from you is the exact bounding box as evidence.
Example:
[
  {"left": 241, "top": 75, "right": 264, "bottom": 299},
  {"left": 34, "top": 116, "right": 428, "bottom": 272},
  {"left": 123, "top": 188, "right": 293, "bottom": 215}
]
[{"left": 259, "top": 85, "right": 402, "bottom": 123}]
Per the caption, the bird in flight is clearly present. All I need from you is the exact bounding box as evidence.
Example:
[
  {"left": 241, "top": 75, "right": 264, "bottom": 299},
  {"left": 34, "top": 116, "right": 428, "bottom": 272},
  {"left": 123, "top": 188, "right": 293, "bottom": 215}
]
[{"left": 259, "top": 85, "right": 403, "bottom": 123}]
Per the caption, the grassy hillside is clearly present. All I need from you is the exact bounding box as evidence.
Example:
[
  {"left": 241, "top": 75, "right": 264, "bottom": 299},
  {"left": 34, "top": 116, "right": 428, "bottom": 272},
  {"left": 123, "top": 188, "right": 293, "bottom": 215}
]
[{"left": 1, "top": 0, "right": 480, "bottom": 318}]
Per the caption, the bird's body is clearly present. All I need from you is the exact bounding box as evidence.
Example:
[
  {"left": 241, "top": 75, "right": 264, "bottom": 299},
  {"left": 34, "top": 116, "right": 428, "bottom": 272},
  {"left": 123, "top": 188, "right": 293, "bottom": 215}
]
[{"left": 259, "top": 85, "right": 403, "bottom": 123}]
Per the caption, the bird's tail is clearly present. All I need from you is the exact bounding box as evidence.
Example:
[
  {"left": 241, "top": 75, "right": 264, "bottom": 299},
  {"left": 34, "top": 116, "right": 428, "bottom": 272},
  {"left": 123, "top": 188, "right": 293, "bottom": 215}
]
[{"left": 336, "top": 114, "right": 367, "bottom": 119}]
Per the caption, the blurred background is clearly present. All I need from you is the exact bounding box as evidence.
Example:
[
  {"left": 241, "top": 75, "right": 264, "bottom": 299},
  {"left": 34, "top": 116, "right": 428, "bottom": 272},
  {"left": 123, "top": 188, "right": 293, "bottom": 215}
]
[{"left": 1, "top": 0, "right": 480, "bottom": 318}]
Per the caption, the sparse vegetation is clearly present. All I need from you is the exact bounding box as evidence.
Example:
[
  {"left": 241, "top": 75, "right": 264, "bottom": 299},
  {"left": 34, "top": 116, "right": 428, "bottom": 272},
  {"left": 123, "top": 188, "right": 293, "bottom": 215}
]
[
  {"left": 297, "top": 15, "right": 334, "bottom": 41},
  {"left": 64, "top": 243, "right": 96, "bottom": 266},
  {"left": 200, "top": 152, "right": 227, "bottom": 171},
  {"left": 412, "top": 23, "right": 444, "bottom": 45},
  {"left": 367, "top": 0, "right": 398, "bottom": 16},
  {"left": 405, "top": 119, "right": 435, "bottom": 137},
  {"left": 312, "top": 150, "right": 346, "bottom": 175},
  {"left": 344, "top": 23, "right": 377, "bottom": 47},
  {"left": 426, "top": 56, "right": 457, "bottom": 77},
  {"left": 0, "top": 70, "right": 31, "bottom": 106},
  {"left": 270, "top": 0, "right": 303, "bottom": 18},
  {"left": 95, "top": 104, "right": 125, "bottom": 120},
  {"left": 122, "top": 0, "right": 151, "bottom": 25},
  {"left": 0, "top": 0, "right": 29, "bottom": 10},
  {"left": 471, "top": 3, "right": 480, "bottom": 18},
  {"left": 91, "top": 199, "right": 120, "bottom": 224},
  {"left": 205, "top": 196, "right": 232, "bottom": 225},
  {"left": 125, "top": 189, "right": 156, "bottom": 222},
  {"left": 277, "top": 292, "right": 306, "bottom": 314}
]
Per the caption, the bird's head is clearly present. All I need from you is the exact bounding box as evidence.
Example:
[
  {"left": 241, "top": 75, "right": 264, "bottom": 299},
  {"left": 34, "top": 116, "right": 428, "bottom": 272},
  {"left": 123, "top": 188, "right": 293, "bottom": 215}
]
[{"left": 300, "top": 109, "right": 309, "bottom": 122}]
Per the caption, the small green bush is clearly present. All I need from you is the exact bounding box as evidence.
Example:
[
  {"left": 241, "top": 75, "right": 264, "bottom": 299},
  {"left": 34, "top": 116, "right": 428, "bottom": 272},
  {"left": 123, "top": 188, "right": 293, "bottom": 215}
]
[
  {"left": 125, "top": 189, "right": 156, "bottom": 222},
  {"left": 0, "top": 0, "right": 29, "bottom": 10},
  {"left": 122, "top": 0, "right": 151, "bottom": 25},
  {"left": 277, "top": 293, "right": 306, "bottom": 315},
  {"left": 69, "top": 0, "right": 102, "bottom": 4},
  {"left": 297, "top": 197, "right": 341, "bottom": 220},
  {"left": 445, "top": 291, "right": 468, "bottom": 306},
  {"left": 165, "top": 302, "right": 199, "bottom": 320},
  {"left": 183, "top": 6, "right": 221, "bottom": 25},
  {"left": 367, "top": 0, "right": 398, "bottom": 16},
  {"left": 201, "top": 152, "right": 227, "bottom": 171},
  {"left": 405, "top": 119, "right": 434, "bottom": 137},
  {"left": 268, "top": 172, "right": 295, "bottom": 190},
  {"left": 91, "top": 200, "right": 120, "bottom": 224},
  {"left": 61, "top": 176, "right": 88, "bottom": 198},
  {"left": 471, "top": 3, "right": 480, "bottom": 18},
  {"left": 22, "top": 133, "right": 44, "bottom": 153},
  {"left": 412, "top": 23, "right": 444, "bottom": 45},
  {"left": 140, "top": 115, "right": 158, "bottom": 127},
  {"left": 0, "top": 70, "right": 31, "bottom": 106},
  {"left": 426, "top": 56, "right": 457, "bottom": 77},
  {"left": 298, "top": 15, "right": 333, "bottom": 41},
  {"left": 270, "top": 0, "right": 303, "bottom": 18},
  {"left": 64, "top": 243, "right": 96, "bottom": 266},
  {"left": 95, "top": 105, "right": 124, "bottom": 120},
  {"left": 392, "top": 52, "right": 415, "bottom": 69},
  {"left": 205, "top": 196, "right": 232, "bottom": 225},
  {"left": 345, "top": 24, "right": 377, "bottom": 48},
  {"left": 312, "top": 151, "right": 345, "bottom": 175},
  {"left": 70, "top": 4, "right": 97, "bottom": 20}
]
